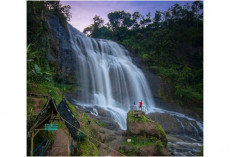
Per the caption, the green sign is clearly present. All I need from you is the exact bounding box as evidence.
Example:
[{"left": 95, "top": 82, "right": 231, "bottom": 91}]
[{"left": 45, "top": 124, "right": 58, "bottom": 131}]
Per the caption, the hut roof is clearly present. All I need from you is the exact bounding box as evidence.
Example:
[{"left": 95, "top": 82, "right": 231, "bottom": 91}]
[{"left": 30, "top": 97, "right": 80, "bottom": 140}]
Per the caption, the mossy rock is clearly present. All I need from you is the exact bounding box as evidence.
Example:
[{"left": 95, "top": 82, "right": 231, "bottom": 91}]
[
  {"left": 127, "top": 110, "right": 149, "bottom": 123},
  {"left": 80, "top": 139, "right": 99, "bottom": 156},
  {"left": 127, "top": 110, "right": 168, "bottom": 147},
  {"left": 119, "top": 137, "right": 168, "bottom": 156}
]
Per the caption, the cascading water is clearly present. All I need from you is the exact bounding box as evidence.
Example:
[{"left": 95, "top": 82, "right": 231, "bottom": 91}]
[
  {"left": 46, "top": 13, "right": 203, "bottom": 155},
  {"left": 66, "top": 23, "right": 203, "bottom": 139},
  {"left": 67, "top": 24, "right": 157, "bottom": 130}
]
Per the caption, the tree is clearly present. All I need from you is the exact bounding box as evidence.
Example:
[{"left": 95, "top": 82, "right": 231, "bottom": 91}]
[
  {"left": 153, "top": 11, "right": 162, "bottom": 30},
  {"left": 131, "top": 12, "right": 141, "bottom": 30},
  {"left": 83, "top": 15, "right": 106, "bottom": 37},
  {"left": 192, "top": 1, "right": 203, "bottom": 19},
  {"left": 46, "top": 1, "right": 72, "bottom": 21},
  {"left": 93, "top": 15, "right": 104, "bottom": 28},
  {"left": 59, "top": 5, "right": 72, "bottom": 21},
  {"left": 172, "top": 4, "right": 183, "bottom": 18},
  {"left": 140, "top": 12, "right": 152, "bottom": 28},
  {"left": 108, "top": 11, "right": 133, "bottom": 30}
]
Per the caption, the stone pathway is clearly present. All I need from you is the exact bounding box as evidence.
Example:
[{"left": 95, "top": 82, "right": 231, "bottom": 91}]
[{"left": 50, "top": 129, "right": 69, "bottom": 156}]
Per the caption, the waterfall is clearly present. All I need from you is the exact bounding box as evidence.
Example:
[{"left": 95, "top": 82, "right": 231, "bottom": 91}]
[{"left": 67, "top": 24, "right": 157, "bottom": 129}]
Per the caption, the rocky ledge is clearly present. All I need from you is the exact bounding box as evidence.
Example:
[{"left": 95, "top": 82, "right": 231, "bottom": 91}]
[
  {"left": 119, "top": 110, "right": 169, "bottom": 156},
  {"left": 147, "top": 113, "right": 203, "bottom": 139}
]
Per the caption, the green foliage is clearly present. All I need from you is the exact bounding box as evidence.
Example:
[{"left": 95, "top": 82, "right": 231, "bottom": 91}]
[
  {"left": 75, "top": 113, "right": 99, "bottom": 156},
  {"left": 154, "top": 140, "right": 164, "bottom": 154},
  {"left": 80, "top": 139, "right": 99, "bottom": 156},
  {"left": 79, "top": 131, "right": 88, "bottom": 142},
  {"left": 83, "top": 15, "right": 106, "bottom": 37},
  {"left": 156, "top": 123, "right": 167, "bottom": 147},
  {"left": 121, "top": 136, "right": 153, "bottom": 155},
  {"left": 150, "top": 136, "right": 158, "bottom": 142},
  {"left": 120, "top": 136, "right": 165, "bottom": 156},
  {"left": 127, "top": 111, "right": 150, "bottom": 123},
  {"left": 27, "top": 2, "right": 53, "bottom": 84},
  {"left": 68, "top": 103, "right": 79, "bottom": 117},
  {"left": 122, "top": 136, "right": 156, "bottom": 148},
  {"left": 81, "top": 113, "right": 90, "bottom": 124},
  {"left": 141, "top": 53, "right": 150, "bottom": 62},
  {"left": 94, "top": 120, "right": 105, "bottom": 128},
  {"left": 27, "top": 79, "right": 73, "bottom": 104}
]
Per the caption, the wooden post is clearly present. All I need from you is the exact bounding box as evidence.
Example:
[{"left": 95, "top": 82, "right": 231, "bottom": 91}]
[
  {"left": 68, "top": 133, "right": 70, "bottom": 156},
  {"left": 30, "top": 131, "right": 34, "bottom": 156}
]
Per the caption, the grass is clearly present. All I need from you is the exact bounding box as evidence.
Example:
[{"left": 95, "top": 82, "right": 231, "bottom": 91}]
[
  {"left": 94, "top": 120, "right": 105, "bottom": 127},
  {"left": 27, "top": 81, "right": 64, "bottom": 103},
  {"left": 120, "top": 136, "right": 165, "bottom": 156},
  {"left": 122, "top": 136, "right": 157, "bottom": 148},
  {"left": 67, "top": 101, "right": 79, "bottom": 118},
  {"left": 77, "top": 113, "right": 100, "bottom": 156},
  {"left": 156, "top": 123, "right": 167, "bottom": 145},
  {"left": 127, "top": 110, "right": 150, "bottom": 123},
  {"left": 80, "top": 139, "right": 99, "bottom": 156}
]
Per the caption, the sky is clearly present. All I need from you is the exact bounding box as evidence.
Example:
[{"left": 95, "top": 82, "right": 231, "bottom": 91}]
[{"left": 61, "top": 1, "right": 193, "bottom": 32}]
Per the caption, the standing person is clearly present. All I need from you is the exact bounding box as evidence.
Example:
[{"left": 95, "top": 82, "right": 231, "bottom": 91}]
[
  {"left": 139, "top": 100, "right": 143, "bottom": 111},
  {"left": 131, "top": 101, "right": 136, "bottom": 110}
]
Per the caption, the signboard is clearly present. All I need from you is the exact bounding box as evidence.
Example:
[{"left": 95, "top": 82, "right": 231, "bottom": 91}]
[{"left": 45, "top": 124, "right": 58, "bottom": 131}]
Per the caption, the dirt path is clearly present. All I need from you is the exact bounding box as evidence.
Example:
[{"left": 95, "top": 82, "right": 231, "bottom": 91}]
[
  {"left": 50, "top": 129, "right": 69, "bottom": 156},
  {"left": 31, "top": 97, "right": 45, "bottom": 114}
]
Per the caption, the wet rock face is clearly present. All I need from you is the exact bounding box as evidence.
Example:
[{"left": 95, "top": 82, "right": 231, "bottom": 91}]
[
  {"left": 147, "top": 113, "right": 203, "bottom": 139},
  {"left": 74, "top": 105, "right": 122, "bottom": 132},
  {"left": 46, "top": 13, "right": 78, "bottom": 84},
  {"left": 167, "top": 134, "right": 203, "bottom": 156},
  {"left": 147, "top": 112, "right": 203, "bottom": 156}
]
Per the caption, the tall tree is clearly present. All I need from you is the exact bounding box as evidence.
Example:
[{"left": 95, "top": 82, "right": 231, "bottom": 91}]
[
  {"left": 108, "top": 11, "right": 133, "bottom": 30},
  {"left": 153, "top": 11, "right": 162, "bottom": 30},
  {"left": 131, "top": 12, "right": 142, "bottom": 30},
  {"left": 83, "top": 15, "right": 105, "bottom": 37}
]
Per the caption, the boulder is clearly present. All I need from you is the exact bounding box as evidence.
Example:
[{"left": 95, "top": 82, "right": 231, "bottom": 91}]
[
  {"left": 119, "top": 110, "right": 169, "bottom": 156},
  {"left": 127, "top": 110, "right": 168, "bottom": 147}
]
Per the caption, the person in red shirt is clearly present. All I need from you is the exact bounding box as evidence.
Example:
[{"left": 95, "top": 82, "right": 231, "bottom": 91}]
[{"left": 139, "top": 100, "right": 143, "bottom": 111}]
